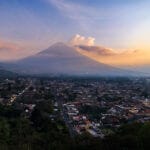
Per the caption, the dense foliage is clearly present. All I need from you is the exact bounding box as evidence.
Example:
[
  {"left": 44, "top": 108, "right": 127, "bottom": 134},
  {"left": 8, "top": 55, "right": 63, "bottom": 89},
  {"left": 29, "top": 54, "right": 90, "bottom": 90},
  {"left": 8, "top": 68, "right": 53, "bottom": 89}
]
[{"left": 0, "top": 102, "right": 149, "bottom": 150}]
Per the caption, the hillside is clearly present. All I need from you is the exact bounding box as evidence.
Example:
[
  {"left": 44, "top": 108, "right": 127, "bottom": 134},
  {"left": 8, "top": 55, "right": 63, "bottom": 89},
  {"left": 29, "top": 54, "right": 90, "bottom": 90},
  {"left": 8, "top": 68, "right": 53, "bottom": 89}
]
[{"left": 5, "top": 43, "right": 138, "bottom": 77}]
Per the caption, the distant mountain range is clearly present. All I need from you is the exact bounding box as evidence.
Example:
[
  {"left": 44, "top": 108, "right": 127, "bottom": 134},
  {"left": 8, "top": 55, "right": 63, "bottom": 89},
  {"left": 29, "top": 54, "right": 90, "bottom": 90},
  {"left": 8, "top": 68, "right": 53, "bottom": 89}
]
[
  {"left": 0, "top": 43, "right": 148, "bottom": 77},
  {"left": 0, "top": 65, "right": 17, "bottom": 77}
]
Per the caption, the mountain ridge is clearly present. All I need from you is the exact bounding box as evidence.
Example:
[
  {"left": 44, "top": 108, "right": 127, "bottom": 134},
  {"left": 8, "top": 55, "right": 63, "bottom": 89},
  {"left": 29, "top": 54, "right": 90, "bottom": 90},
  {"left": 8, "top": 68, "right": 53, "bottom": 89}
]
[{"left": 0, "top": 43, "right": 145, "bottom": 77}]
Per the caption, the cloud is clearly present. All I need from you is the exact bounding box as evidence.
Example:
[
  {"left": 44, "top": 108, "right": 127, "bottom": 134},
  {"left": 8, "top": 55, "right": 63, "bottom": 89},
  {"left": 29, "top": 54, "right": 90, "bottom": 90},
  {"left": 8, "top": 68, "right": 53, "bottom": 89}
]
[
  {"left": 47, "top": 0, "right": 90, "bottom": 20},
  {"left": 0, "top": 40, "right": 21, "bottom": 52},
  {"left": 69, "top": 34, "right": 95, "bottom": 46},
  {"left": 0, "top": 39, "right": 23, "bottom": 61},
  {"left": 46, "top": 0, "right": 104, "bottom": 30},
  {"left": 69, "top": 35, "right": 148, "bottom": 66},
  {"left": 76, "top": 45, "right": 115, "bottom": 56},
  {"left": 74, "top": 41, "right": 150, "bottom": 66}
]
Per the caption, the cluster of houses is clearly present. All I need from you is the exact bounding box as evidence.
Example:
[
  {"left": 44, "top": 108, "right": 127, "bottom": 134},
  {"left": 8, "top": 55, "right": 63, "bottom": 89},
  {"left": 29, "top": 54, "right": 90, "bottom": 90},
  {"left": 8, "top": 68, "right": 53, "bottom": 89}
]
[
  {"left": 62, "top": 97, "right": 150, "bottom": 137},
  {"left": 63, "top": 102, "right": 104, "bottom": 137},
  {"left": 0, "top": 77, "right": 150, "bottom": 138}
]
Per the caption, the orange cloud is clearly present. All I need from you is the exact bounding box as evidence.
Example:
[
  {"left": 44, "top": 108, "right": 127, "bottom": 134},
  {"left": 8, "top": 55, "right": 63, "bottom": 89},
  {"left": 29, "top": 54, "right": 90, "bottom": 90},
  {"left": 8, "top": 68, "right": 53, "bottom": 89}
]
[
  {"left": 76, "top": 45, "right": 115, "bottom": 56},
  {"left": 68, "top": 34, "right": 150, "bottom": 67},
  {"left": 76, "top": 45, "right": 150, "bottom": 67},
  {"left": 0, "top": 39, "right": 23, "bottom": 61},
  {"left": 0, "top": 40, "right": 21, "bottom": 52}
]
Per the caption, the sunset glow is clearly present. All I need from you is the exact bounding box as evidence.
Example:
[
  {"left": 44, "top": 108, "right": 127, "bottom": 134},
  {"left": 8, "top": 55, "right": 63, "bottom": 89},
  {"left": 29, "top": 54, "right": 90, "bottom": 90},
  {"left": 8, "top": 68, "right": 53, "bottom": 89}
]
[{"left": 0, "top": 0, "right": 150, "bottom": 69}]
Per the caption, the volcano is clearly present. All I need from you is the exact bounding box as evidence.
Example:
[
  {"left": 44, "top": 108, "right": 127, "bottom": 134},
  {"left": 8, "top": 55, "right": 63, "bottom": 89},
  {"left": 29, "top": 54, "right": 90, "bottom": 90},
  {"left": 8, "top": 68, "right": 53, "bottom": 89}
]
[{"left": 3, "top": 43, "right": 139, "bottom": 76}]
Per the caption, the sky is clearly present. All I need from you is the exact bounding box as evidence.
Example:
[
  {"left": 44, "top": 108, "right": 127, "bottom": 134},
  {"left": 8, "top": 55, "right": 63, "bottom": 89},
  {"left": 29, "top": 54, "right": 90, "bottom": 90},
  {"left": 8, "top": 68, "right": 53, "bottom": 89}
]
[{"left": 0, "top": 0, "right": 150, "bottom": 64}]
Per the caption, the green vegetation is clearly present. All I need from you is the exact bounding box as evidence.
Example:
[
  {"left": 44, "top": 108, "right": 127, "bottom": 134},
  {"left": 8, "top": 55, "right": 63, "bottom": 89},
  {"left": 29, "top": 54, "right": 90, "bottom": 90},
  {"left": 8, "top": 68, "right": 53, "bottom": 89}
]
[
  {"left": 0, "top": 102, "right": 149, "bottom": 150},
  {"left": 0, "top": 102, "right": 71, "bottom": 150},
  {"left": 72, "top": 122, "right": 150, "bottom": 150},
  {"left": 79, "top": 105, "right": 107, "bottom": 120}
]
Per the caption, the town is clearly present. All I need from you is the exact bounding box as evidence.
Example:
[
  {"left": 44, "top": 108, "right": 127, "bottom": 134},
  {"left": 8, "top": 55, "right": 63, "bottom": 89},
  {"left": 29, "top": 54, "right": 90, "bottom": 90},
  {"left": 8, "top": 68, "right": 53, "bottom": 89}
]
[{"left": 0, "top": 77, "right": 150, "bottom": 138}]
